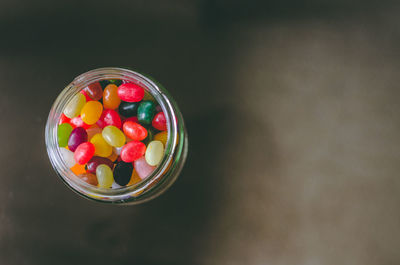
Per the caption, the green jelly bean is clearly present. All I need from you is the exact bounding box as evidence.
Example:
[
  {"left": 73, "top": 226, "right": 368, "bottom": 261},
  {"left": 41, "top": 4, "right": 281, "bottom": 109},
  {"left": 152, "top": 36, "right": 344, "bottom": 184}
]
[
  {"left": 137, "top": 100, "right": 155, "bottom": 125},
  {"left": 58, "top": 123, "right": 73, "bottom": 147}
]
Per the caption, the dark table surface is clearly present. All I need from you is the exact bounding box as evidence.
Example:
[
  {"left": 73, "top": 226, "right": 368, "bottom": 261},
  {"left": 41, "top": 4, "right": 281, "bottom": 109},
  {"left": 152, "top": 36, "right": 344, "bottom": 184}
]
[{"left": 1, "top": 1, "right": 400, "bottom": 264}]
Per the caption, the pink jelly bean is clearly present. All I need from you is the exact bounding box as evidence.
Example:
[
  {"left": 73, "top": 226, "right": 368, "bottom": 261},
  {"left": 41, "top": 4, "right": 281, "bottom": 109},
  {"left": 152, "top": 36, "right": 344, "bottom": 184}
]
[{"left": 134, "top": 156, "right": 156, "bottom": 180}]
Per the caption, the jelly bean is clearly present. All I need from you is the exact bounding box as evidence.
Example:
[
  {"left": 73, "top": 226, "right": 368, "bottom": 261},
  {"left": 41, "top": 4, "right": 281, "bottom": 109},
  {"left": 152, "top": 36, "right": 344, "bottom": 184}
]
[
  {"left": 134, "top": 156, "right": 156, "bottom": 180},
  {"left": 59, "top": 147, "right": 75, "bottom": 168},
  {"left": 109, "top": 79, "right": 122, "bottom": 86},
  {"left": 68, "top": 127, "right": 88, "bottom": 152},
  {"left": 74, "top": 142, "right": 95, "bottom": 165},
  {"left": 85, "top": 82, "right": 103, "bottom": 100},
  {"left": 142, "top": 127, "right": 154, "bottom": 145},
  {"left": 90, "top": 133, "right": 112, "bottom": 157},
  {"left": 80, "top": 90, "right": 92, "bottom": 102},
  {"left": 58, "top": 123, "right": 73, "bottom": 147},
  {"left": 103, "top": 84, "right": 120, "bottom": 109},
  {"left": 107, "top": 149, "right": 118, "bottom": 162},
  {"left": 86, "top": 125, "right": 102, "bottom": 140},
  {"left": 117, "top": 83, "right": 144, "bottom": 102},
  {"left": 96, "top": 164, "right": 114, "bottom": 188},
  {"left": 59, "top": 113, "right": 71, "bottom": 125},
  {"left": 64, "top": 93, "right": 86, "bottom": 118},
  {"left": 70, "top": 116, "right": 91, "bottom": 129},
  {"left": 112, "top": 181, "right": 122, "bottom": 189},
  {"left": 114, "top": 146, "right": 123, "bottom": 156},
  {"left": 86, "top": 156, "right": 114, "bottom": 174},
  {"left": 152, "top": 112, "right": 167, "bottom": 131},
  {"left": 102, "top": 125, "right": 126, "bottom": 147},
  {"left": 137, "top": 100, "right": 155, "bottom": 125},
  {"left": 153, "top": 131, "right": 168, "bottom": 147},
  {"left": 145, "top": 140, "right": 164, "bottom": 166},
  {"left": 97, "top": 109, "right": 122, "bottom": 129},
  {"left": 81, "top": 101, "right": 103, "bottom": 125},
  {"left": 121, "top": 116, "right": 138, "bottom": 127},
  {"left": 123, "top": 121, "right": 148, "bottom": 141},
  {"left": 120, "top": 141, "right": 146, "bottom": 162},
  {"left": 118, "top": 101, "right": 139, "bottom": 117},
  {"left": 99, "top": 80, "right": 110, "bottom": 89},
  {"left": 128, "top": 169, "right": 141, "bottom": 185},
  {"left": 155, "top": 105, "right": 163, "bottom": 112},
  {"left": 113, "top": 161, "right": 133, "bottom": 186},
  {"left": 78, "top": 173, "right": 98, "bottom": 186},
  {"left": 70, "top": 163, "right": 86, "bottom": 175}
]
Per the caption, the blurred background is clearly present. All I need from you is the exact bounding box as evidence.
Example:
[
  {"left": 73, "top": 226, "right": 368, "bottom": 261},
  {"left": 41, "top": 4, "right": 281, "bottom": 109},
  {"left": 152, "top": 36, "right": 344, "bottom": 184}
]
[{"left": 1, "top": 0, "right": 400, "bottom": 264}]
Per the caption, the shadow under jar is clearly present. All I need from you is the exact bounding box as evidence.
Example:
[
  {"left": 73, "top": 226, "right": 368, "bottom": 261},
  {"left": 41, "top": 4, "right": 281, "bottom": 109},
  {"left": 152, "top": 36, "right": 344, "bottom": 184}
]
[{"left": 45, "top": 67, "right": 188, "bottom": 204}]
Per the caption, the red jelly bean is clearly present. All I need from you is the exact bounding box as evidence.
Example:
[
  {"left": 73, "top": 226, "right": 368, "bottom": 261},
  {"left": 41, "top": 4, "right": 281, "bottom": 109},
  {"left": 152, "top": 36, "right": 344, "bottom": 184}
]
[
  {"left": 152, "top": 112, "right": 167, "bottom": 131},
  {"left": 97, "top": 109, "right": 122, "bottom": 129},
  {"left": 86, "top": 156, "right": 114, "bottom": 174},
  {"left": 80, "top": 90, "right": 92, "bottom": 102},
  {"left": 59, "top": 113, "right": 71, "bottom": 125},
  {"left": 123, "top": 121, "right": 148, "bottom": 141},
  {"left": 117, "top": 83, "right": 144, "bottom": 102},
  {"left": 70, "top": 116, "right": 91, "bottom": 129},
  {"left": 85, "top": 82, "right": 103, "bottom": 100},
  {"left": 74, "top": 142, "right": 95, "bottom": 165},
  {"left": 121, "top": 116, "right": 138, "bottom": 127},
  {"left": 120, "top": 141, "right": 146, "bottom": 162}
]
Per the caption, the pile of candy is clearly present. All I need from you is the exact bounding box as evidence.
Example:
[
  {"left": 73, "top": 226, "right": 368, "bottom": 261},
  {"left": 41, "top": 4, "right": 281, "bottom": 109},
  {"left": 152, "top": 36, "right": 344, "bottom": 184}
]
[{"left": 57, "top": 80, "right": 168, "bottom": 188}]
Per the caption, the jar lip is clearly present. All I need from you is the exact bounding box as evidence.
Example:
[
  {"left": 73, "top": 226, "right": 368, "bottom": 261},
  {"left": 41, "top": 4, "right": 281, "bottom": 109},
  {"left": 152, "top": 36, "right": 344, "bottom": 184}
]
[{"left": 45, "top": 67, "right": 180, "bottom": 201}]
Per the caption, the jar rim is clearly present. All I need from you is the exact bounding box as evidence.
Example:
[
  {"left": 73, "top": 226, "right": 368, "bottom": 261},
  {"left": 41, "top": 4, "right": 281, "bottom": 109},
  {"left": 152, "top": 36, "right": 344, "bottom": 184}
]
[{"left": 45, "top": 67, "right": 182, "bottom": 202}]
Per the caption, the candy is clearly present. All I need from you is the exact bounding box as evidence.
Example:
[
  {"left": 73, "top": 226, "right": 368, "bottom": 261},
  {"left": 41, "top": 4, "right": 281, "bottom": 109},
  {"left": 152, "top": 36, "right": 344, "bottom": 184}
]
[
  {"left": 70, "top": 116, "right": 91, "bottom": 129},
  {"left": 134, "top": 156, "right": 156, "bottom": 180},
  {"left": 85, "top": 82, "right": 103, "bottom": 100},
  {"left": 145, "top": 140, "right": 164, "bottom": 166},
  {"left": 96, "top": 164, "right": 114, "bottom": 188},
  {"left": 70, "top": 163, "right": 86, "bottom": 175},
  {"left": 86, "top": 125, "right": 102, "bottom": 140},
  {"left": 118, "top": 101, "right": 139, "bottom": 117},
  {"left": 122, "top": 116, "right": 138, "bottom": 127},
  {"left": 128, "top": 169, "right": 141, "bottom": 185},
  {"left": 90, "top": 133, "right": 112, "bottom": 157},
  {"left": 152, "top": 112, "right": 167, "bottom": 131},
  {"left": 59, "top": 113, "right": 71, "bottom": 125},
  {"left": 80, "top": 90, "right": 92, "bottom": 102},
  {"left": 143, "top": 91, "right": 156, "bottom": 102},
  {"left": 86, "top": 156, "right": 114, "bottom": 174},
  {"left": 68, "top": 127, "right": 88, "bottom": 152},
  {"left": 97, "top": 109, "right": 122, "bottom": 129},
  {"left": 109, "top": 79, "right": 123, "bottom": 86},
  {"left": 153, "top": 131, "right": 168, "bottom": 147},
  {"left": 74, "top": 142, "right": 95, "bottom": 165},
  {"left": 64, "top": 93, "right": 86, "bottom": 118},
  {"left": 106, "top": 148, "right": 118, "bottom": 162},
  {"left": 103, "top": 84, "right": 120, "bottom": 109},
  {"left": 117, "top": 83, "right": 144, "bottom": 102},
  {"left": 113, "top": 161, "right": 133, "bottom": 186},
  {"left": 120, "top": 141, "right": 146, "bottom": 162},
  {"left": 122, "top": 121, "right": 147, "bottom": 141},
  {"left": 59, "top": 147, "right": 75, "bottom": 168},
  {"left": 81, "top": 101, "right": 103, "bottom": 125},
  {"left": 114, "top": 146, "right": 123, "bottom": 156},
  {"left": 102, "top": 126, "right": 126, "bottom": 147},
  {"left": 137, "top": 100, "right": 155, "bottom": 125},
  {"left": 78, "top": 173, "right": 98, "bottom": 186},
  {"left": 57, "top": 123, "right": 73, "bottom": 147}
]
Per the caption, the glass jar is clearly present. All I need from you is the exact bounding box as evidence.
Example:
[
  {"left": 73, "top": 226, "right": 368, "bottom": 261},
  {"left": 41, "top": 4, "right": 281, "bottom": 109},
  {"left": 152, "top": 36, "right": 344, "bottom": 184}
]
[{"left": 45, "top": 67, "right": 188, "bottom": 204}]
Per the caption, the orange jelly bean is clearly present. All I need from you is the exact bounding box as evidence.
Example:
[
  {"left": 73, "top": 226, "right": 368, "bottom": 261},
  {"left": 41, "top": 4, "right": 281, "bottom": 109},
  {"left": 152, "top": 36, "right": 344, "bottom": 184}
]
[
  {"left": 70, "top": 163, "right": 86, "bottom": 175},
  {"left": 103, "top": 84, "right": 121, "bottom": 109}
]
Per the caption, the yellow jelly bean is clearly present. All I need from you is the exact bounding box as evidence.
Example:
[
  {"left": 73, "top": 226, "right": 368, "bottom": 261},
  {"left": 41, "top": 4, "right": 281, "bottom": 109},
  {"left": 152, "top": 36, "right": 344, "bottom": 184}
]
[
  {"left": 154, "top": 131, "right": 168, "bottom": 147},
  {"left": 103, "top": 84, "right": 120, "bottom": 109},
  {"left": 145, "top": 140, "right": 164, "bottom": 166},
  {"left": 64, "top": 93, "right": 86, "bottom": 118},
  {"left": 90, "top": 133, "right": 112, "bottom": 157},
  {"left": 102, "top": 125, "right": 126, "bottom": 147},
  {"left": 96, "top": 164, "right": 114, "bottom": 188},
  {"left": 81, "top": 101, "right": 103, "bottom": 125}
]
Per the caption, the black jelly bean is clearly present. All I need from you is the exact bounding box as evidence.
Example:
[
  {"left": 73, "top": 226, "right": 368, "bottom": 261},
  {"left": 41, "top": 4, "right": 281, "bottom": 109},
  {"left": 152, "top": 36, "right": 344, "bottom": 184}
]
[
  {"left": 119, "top": 101, "right": 139, "bottom": 117},
  {"left": 113, "top": 161, "right": 133, "bottom": 186}
]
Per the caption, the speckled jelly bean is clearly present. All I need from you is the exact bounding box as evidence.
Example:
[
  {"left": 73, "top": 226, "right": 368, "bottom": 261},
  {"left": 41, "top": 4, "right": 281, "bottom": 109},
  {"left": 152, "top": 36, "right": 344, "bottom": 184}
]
[
  {"left": 113, "top": 161, "right": 133, "bottom": 186},
  {"left": 85, "top": 82, "right": 103, "bottom": 101},
  {"left": 78, "top": 173, "right": 98, "bottom": 186},
  {"left": 153, "top": 131, "right": 168, "bottom": 147},
  {"left": 58, "top": 123, "right": 73, "bottom": 147},
  {"left": 145, "top": 140, "right": 164, "bottom": 166},
  {"left": 64, "top": 93, "right": 86, "bottom": 118},
  {"left": 90, "top": 133, "right": 112, "bottom": 157},
  {"left": 68, "top": 127, "right": 88, "bottom": 152},
  {"left": 134, "top": 156, "right": 156, "bottom": 180},
  {"left": 74, "top": 142, "right": 95, "bottom": 165},
  {"left": 59, "top": 148, "right": 75, "bottom": 168},
  {"left": 102, "top": 126, "right": 126, "bottom": 147},
  {"left": 103, "top": 84, "right": 121, "bottom": 109},
  {"left": 97, "top": 109, "right": 122, "bottom": 129},
  {"left": 118, "top": 101, "right": 139, "bottom": 117},
  {"left": 96, "top": 164, "right": 114, "bottom": 188},
  {"left": 120, "top": 141, "right": 146, "bottom": 162},
  {"left": 152, "top": 112, "right": 167, "bottom": 131},
  {"left": 81, "top": 101, "right": 103, "bottom": 125},
  {"left": 123, "top": 121, "right": 147, "bottom": 141},
  {"left": 137, "top": 100, "right": 155, "bottom": 125},
  {"left": 117, "top": 83, "right": 144, "bottom": 102},
  {"left": 86, "top": 156, "right": 114, "bottom": 174}
]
